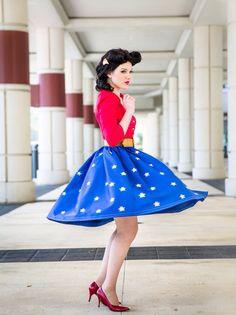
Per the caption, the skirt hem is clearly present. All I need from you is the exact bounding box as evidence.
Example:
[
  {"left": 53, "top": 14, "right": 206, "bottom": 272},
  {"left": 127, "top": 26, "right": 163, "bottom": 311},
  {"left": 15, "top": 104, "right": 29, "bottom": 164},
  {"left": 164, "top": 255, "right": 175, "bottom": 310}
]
[{"left": 47, "top": 190, "right": 208, "bottom": 225}]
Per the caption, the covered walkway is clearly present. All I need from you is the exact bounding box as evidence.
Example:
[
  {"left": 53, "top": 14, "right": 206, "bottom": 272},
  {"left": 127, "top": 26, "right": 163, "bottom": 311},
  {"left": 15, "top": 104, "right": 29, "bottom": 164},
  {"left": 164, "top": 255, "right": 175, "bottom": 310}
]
[{"left": 1, "top": 0, "right": 236, "bottom": 314}]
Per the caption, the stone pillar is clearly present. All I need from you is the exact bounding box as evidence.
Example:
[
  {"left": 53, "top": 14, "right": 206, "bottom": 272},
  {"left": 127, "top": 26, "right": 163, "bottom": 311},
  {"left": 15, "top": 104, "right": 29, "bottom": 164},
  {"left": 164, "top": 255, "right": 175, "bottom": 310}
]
[
  {"left": 190, "top": 59, "right": 195, "bottom": 166},
  {"left": 168, "top": 77, "right": 178, "bottom": 167},
  {"left": 160, "top": 113, "right": 164, "bottom": 160},
  {"left": 83, "top": 78, "right": 94, "bottom": 159},
  {"left": 36, "top": 28, "right": 69, "bottom": 184},
  {"left": 65, "top": 59, "right": 84, "bottom": 176},
  {"left": 193, "top": 26, "right": 225, "bottom": 179},
  {"left": 162, "top": 89, "right": 169, "bottom": 163},
  {"left": 178, "top": 58, "right": 193, "bottom": 172},
  {"left": 226, "top": 1, "right": 236, "bottom": 195},
  {"left": 31, "top": 84, "right": 40, "bottom": 108},
  {"left": 156, "top": 108, "right": 161, "bottom": 158},
  {"left": 143, "top": 108, "right": 161, "bottom": 157},
  {"left": 30, "top": 71, "right": 40, "bottom": 179},
  {"left": 94, "top": 116, "right": 101, "bottom": 150},
  {"left": 0, "top": 0, "right": 35, "bottom": 203}
]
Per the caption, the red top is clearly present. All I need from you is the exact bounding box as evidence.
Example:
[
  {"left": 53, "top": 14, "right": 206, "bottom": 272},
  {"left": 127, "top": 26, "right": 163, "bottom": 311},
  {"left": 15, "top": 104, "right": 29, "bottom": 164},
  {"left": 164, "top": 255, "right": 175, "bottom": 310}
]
[{"left": 95, "top": 89, "right": 136, "bottom": 146}]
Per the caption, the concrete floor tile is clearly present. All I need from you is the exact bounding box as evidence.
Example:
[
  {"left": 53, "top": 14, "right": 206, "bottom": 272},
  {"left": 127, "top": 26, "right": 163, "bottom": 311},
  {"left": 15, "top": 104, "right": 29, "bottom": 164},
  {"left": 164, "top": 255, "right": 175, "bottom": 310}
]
[
  {"left": 123, "top": 259, "right": 236, "bottom": 315},
  {"left": 0, "top": 261, "right": 124, "bottom": 315},
  {"left": 1, "top": 259, "right": 236, "bottom": 314},
  {"left": 183, "top": 179, "right": 223, "bottom": 196},
  {"left": 1, "top": 195, "right": 236, "bottom": 249},
  {"left": 37, "top": 185, "right": 66, "bottom": 201}
]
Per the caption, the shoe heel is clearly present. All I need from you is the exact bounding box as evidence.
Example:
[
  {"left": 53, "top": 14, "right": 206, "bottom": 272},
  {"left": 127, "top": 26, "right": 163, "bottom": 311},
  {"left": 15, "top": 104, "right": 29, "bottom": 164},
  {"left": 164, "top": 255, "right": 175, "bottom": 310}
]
[
  {"left": 88, "top": 282, "right": 99, "bottom": 302},
  {"left": 97, "top": 297, "right": 101, "bottom": 308},
  {"left": 88, "top": 288, "right": 93, "bottom": 302}
]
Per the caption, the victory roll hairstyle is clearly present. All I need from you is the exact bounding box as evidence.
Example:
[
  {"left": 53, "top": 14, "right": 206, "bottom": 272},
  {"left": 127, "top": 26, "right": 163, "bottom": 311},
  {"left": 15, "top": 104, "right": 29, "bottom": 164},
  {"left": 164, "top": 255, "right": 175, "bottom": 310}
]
[{"left": 95, "top": 48, "right": 142, "bottom": 91}]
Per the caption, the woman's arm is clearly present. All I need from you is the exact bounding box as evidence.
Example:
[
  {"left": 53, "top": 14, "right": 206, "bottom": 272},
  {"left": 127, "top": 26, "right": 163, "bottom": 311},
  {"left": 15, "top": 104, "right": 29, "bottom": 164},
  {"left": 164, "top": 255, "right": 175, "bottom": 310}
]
[
  {"left": 119, "top": 109, "right": 133, "bottom": 135},
  {"left": 119, "top": 94, "right": 135, "bottom": 134}
]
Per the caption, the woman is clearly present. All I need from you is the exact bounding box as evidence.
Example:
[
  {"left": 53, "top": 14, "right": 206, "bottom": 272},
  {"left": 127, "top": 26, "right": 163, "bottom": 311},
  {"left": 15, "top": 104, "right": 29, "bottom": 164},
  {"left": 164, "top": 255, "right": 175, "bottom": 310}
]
[{"left": 47, "top": 48, "right": 208, "bottom": 312}]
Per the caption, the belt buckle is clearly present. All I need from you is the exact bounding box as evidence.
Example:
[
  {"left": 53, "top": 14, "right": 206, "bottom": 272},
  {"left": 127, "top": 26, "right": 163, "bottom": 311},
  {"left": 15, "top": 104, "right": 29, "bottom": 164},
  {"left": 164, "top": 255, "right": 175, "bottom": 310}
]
[{"left": 122, "top": 138, "right": 134, "bottom": 147}]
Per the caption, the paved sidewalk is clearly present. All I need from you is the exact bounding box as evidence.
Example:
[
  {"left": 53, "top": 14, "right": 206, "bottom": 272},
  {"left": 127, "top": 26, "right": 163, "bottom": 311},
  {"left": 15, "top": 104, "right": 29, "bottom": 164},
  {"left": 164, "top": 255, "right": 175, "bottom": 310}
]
[{"left": 0, "top": 173, "right": 236, "bottom": 315}]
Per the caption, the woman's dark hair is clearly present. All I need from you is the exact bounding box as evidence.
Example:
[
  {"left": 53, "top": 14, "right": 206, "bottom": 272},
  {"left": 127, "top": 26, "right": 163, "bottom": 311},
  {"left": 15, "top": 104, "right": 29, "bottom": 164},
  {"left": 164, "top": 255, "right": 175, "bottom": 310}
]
[{"left": 95, "top": 48, "right": 142, "bottom": 91}]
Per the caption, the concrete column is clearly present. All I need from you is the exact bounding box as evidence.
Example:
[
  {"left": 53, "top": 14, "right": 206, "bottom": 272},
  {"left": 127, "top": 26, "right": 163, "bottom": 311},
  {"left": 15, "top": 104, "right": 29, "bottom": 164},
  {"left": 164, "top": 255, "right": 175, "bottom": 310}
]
[
  {"left": 190, "top": 59, "right": 195, "bottom": 166},
  {"left": 226, "top": 1, "right": 236, "bottom": 195},
  {"left": 0, "top": 0, "right": 35, "bottom": 203},
  {"left": 30, "top": 84, "right": 40, "bottom": 108},
  {"left": 162, "top": 89, "right": 169, "bottom": 163},
  {"left": 178, "top": 58, "right": 193, "bottom": 172},
  {"left": 143, "top": 108, "right": 161, "bottom": 157},
  {"left": 94, "top": 115, "right": 102, "bottom": 149},
  {"left": 30, "top": 70, "right": 40, "bottom": 179},
  {"left": 156, "top": 108, "right": 161, "bottom": 158},
  {"left": 30, "top": 55, "right": 40, "bottom": 107},
  {"left": 160, "top": 114, "right": 164, "bottom": 160},
  {"left": 193, "top": 26, "right": 225, "bottom": 179},
  {"left": 168, "top": 77, "right": 178, "bottom": 167},
  {"left": 83, "top": 78, "right": 94, "bottom": 159},
  {"left": 36, "top": 28, "right": 69, "bottom": 184},
  {"left": 65, "top": 59, "right": 84, "bottom": 176}
]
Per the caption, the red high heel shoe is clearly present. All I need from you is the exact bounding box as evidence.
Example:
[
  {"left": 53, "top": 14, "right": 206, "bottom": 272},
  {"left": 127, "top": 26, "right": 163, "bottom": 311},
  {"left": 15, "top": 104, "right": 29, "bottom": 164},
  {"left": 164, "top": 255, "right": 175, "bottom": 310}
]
[
  {"left": 88, "top": 281, "right": 99, "bottom": 302},
  {"left": 96, "top": 287, "right": 130, "bottom": 312}
]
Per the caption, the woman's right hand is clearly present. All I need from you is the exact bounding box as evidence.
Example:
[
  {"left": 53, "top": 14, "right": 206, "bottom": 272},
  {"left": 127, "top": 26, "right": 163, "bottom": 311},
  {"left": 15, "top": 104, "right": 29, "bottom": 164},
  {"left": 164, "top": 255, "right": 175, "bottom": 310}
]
[{"left": 122, "top": 94, "right": 135, "bottom": 114}]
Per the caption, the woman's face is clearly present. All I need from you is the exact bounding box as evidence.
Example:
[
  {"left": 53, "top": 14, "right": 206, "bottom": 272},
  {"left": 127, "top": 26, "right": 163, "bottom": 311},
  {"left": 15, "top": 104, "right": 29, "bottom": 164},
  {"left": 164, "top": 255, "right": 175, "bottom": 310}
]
[{"left": 107, "top": 61, "right": 133, "bottom": 90}]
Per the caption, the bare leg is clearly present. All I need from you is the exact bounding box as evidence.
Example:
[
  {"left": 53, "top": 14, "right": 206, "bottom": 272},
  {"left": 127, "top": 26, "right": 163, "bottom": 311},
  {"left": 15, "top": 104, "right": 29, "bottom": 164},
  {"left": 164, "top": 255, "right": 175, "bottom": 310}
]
[
  {"left": 102, "top": 216, "right": 138, "bottom": 305},
  {"left": 94, "top": 229, "right": 117, "bottom": 287}
]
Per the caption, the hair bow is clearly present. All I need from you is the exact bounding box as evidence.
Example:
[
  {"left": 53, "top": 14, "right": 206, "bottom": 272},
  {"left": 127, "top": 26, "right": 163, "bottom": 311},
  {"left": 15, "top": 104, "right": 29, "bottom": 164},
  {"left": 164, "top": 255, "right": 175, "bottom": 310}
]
[{"left": 102, "top": 58, "right": 109, "bottom": 65}]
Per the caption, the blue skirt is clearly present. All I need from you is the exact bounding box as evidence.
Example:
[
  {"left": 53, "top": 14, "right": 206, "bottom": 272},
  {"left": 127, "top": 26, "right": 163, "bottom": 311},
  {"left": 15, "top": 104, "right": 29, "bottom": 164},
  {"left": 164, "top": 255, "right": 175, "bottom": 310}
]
[{"left": 47, "top": 146, "right": 208, "bottom": 227}]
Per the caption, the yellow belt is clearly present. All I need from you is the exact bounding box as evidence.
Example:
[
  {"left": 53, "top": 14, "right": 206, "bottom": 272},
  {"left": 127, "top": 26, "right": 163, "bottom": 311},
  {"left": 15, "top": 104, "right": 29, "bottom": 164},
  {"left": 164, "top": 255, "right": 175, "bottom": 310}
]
[
  {"left": 116, "top": 138, "right": 134, "bottom": 147},
  {"left": 104, "top": 138, "right": 134, "bottom": 147}
]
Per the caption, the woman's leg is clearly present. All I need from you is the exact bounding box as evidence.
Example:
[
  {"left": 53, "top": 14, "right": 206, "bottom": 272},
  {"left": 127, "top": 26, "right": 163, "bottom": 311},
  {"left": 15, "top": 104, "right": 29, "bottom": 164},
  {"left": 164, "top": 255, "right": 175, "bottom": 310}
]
[
  {"left": 102, "top": 216, "right": 138, "bottom": 305},
  {"left": 94, "top": 229, "right": 117, "bottom": 287}
]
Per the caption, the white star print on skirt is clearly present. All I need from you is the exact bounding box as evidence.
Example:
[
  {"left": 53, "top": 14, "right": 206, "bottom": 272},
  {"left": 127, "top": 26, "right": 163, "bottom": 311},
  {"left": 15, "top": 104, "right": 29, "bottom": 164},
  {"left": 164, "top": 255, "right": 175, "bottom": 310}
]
[{"left": 47, "top": 146, "right": 208, "bottom": 227}]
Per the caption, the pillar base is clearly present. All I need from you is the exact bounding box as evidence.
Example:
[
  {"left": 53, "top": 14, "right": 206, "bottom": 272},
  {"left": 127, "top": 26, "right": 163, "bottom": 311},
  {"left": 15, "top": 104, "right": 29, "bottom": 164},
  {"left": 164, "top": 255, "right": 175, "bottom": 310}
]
[
  {"left": 36, "top": 170, "right": 70, "bottom": 185},
  {"left": 225, "top": 178, "right": 236, "bottom": 196},
  {"left": 163, "top": 158, "right": 169, "bottom": 164},
  {"left": 169, "top": 161, "right": 178, "bottom": 168},
  {"left": 192, "top": 167, "right": 225, "bottom": 179},
  {"left": 178, "top": 162, "right": 193, "bottom": 173},
  {"left": 0, "top": 182, "right": 35, "bottom": 203}
]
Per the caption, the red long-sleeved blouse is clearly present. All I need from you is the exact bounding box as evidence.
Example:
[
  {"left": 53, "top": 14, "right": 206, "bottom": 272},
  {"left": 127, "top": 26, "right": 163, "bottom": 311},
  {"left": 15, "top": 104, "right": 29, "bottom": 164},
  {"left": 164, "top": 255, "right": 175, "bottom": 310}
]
[{"left": 95, "top": 89, "right": 136, "bottom": 146}]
